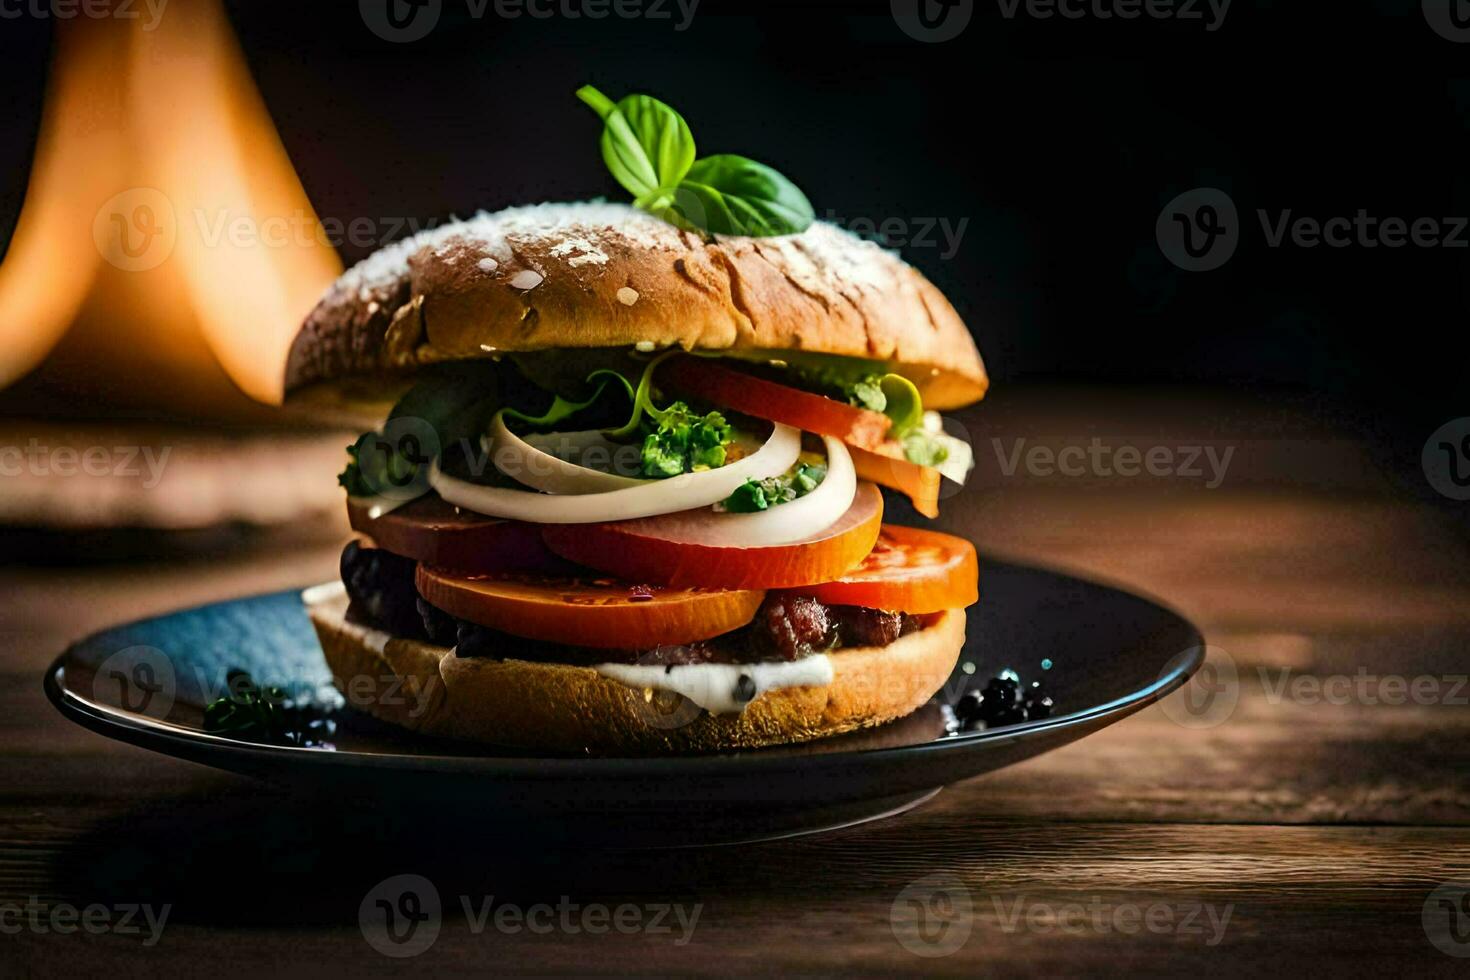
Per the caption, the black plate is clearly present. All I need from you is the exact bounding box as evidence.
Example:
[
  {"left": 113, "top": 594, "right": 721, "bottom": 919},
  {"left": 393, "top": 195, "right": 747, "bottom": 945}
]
[{"left": 45, "top": 559, "right": 1203, "bottom": 846}]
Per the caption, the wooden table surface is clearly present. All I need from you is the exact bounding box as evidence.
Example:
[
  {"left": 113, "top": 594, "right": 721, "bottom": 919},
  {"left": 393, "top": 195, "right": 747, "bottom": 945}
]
[{"left": 2, "top": 388, "right": 1467, "bottom": 976}]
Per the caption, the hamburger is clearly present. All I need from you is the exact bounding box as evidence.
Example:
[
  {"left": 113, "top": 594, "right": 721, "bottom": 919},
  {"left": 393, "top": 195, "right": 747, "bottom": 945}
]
[{"left": 286, "top": 200, "right": 987, "bottom": 753}]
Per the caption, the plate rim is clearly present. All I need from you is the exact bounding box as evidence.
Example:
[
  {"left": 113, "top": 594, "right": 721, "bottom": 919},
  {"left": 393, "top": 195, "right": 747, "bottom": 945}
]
[
  {"left": 46, "top": 651, "right": 1201, "bottom": 776},
  {"left": 42, "top": 562, "right": 1205, "bottom": 777}
]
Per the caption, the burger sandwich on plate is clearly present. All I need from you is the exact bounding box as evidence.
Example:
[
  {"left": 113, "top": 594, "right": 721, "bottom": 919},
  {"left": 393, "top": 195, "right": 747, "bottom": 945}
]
[{"left": 283, "top": 87, "right": 987, "bottom": 754}]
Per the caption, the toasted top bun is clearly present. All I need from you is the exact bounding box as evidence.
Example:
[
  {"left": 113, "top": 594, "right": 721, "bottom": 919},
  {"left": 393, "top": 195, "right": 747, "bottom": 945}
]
[
  {"left": 285, "top": 202, "right": 987, "bottom": 411},
  {"left": 305, "top": 584, "right": 964, "bottom": 755}
]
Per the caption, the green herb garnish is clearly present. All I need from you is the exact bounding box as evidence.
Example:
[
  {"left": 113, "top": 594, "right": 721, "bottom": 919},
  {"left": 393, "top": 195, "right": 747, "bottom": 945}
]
[
  {"left": 599, "top": 353, "right": 734, "bottom": 477},
  {"left": 577, "top": 84, "right": 814, "bottom": 237},
  {"left": 204, "top": 670, "right": 291, "bottom": 740},
  {"left": 850, "top": 375, "right": 887, "bottom": 413},
  {"left": 205, "top": 675, "right": 288, "bottom": 734},
  {"left": 723, "top": 462, "right": 827, "bottom": 513},
  {"left": 337, "top": 440, "right": 378, "bottom": 496},
  {"left": 338, "top": 434, "right": 426, "bottom": 497},
  {"left": 901, "top": 429, "right": 951, "bottom": 469},
  {"left": 339, "top": 364, "right": 501, "bottom": 500},
  {"left": 204, "top": 671, "right": 336, "bottom": 747},
  {"left": 640, "top": 402, "right": 732, "bottom": 478}
]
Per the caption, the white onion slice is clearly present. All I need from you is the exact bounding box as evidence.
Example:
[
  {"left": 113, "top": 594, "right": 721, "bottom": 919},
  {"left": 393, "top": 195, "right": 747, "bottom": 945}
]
[
  {"left": 430, "top": 423, "right": 802, "bottom": 523},
  {"left": 696, "top": 435, "right": 855, "bottom": 547},
  {"left": 489, "top": 414, "right": 649, "bottom": 494}
]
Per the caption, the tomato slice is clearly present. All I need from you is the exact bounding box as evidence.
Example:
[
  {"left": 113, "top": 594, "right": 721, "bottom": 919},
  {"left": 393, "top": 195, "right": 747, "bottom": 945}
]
[
  {"left": 658, "top": 355, "right": 892, "bottom": 450},
  {"left": 348, "top": 493, "right": 571, "bottom": 573},
  {"left": 540, "top": 482, "right": 884, "bottom": 590},
  {"left": 850, "top": 445, "right": 942, "bottom": 519},
  {"left": 657, "top": 356, "right": 944, "bottom": 517},
  {"left": 416, "top": 565, "right": 766, "bottom": 649},
  {"left": 780, "top": 524, "right": 978, "bottom": 614}
]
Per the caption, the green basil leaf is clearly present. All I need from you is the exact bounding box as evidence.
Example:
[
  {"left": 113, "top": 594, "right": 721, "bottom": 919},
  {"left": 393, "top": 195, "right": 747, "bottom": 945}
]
[
  {"left": 577, "top": 86, "right": 813, "bottom": 238},
  {"left": 577, "top": 85, "right": 694, "bottom": 203},
  {"left": 671, "top": 154, "right": 813, "bottom": 236},
  {"left": 619, "top": 95, "right": 696, "bottom": 197},
  {"left": 575, "top": 85, "right": 618, "bottom": 119}
]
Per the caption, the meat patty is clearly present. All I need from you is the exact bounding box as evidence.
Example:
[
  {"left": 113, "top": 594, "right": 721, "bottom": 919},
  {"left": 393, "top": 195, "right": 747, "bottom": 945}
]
[
  {"left": 339, "top": 543, "right": 927, "bottom": 665},
  {"left": 752, "top": 593, "right": 833, "bottom": 660}
]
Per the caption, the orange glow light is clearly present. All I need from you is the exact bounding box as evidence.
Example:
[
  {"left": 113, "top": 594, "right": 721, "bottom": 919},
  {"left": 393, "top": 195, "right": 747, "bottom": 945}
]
[{"left": 0, "top": 0, "right": 343, "bottom": 415}]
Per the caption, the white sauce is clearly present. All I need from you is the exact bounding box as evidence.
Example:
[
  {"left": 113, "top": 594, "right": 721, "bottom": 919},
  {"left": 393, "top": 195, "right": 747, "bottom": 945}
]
[{"left": 595, "top": 655, "right": 834, "bottom": 715}]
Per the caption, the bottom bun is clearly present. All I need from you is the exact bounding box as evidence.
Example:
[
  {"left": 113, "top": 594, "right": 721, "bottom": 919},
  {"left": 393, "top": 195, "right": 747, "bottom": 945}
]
[{"left": 303, "top": 583, "right": 965, "bottom": 754}]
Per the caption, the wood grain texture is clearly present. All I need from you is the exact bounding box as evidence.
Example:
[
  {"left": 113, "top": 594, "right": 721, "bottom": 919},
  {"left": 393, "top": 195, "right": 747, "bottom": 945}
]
[{"left": 1, "top": 389, "right": 1467, "bottom": 975}]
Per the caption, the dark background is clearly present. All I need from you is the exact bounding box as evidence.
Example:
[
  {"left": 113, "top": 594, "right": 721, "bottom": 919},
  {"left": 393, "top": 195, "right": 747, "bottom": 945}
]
[{"left": 2, "top": 0, "right": 1466, "bottom": 501}]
